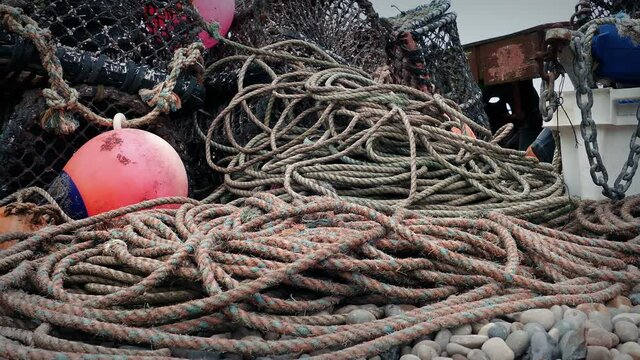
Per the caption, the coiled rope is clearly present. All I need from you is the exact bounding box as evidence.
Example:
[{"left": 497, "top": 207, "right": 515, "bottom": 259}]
[
  {"left": 0, "top": 192, "right": 638, "bottom": 359},
  {"left": 200, "top": 40, "right": 572, "bottom": 221}
]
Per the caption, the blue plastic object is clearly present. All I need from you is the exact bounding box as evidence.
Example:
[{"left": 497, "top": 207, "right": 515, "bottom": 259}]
[{"left": 592, "top": 24, "right": 640, "bottom": 86}]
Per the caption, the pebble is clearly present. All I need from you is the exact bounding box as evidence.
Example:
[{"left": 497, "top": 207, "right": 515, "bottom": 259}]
[
  {"left": 520, "top": 309, "right": 555, "bottom": 331},
  {"left": 547, "top": 328, "right": 560, "bottom": 343},
  {"left": 559, "top": 330, "right": 586, "bottom": 360},
  {"left": 509, "top": 322, "right": 524, "bottom": 333},
  {"left": 590, "top": 311, "right": 614, "bottom": 332},
  {"left": 446, "top": 343, "right": 471, "bottom": 356},
  {"left": 467, "top": 349, "right": 488, "bottom": 360},
  {"left": 630, "top": 294, "right": 640, "bottom": 306},
  {"left": 414, "top": 340, "right": 442, "bottom": 355},
  {"left": 564, "top": 309, "right": 588, "bottom": 329},
  {"left": 487, "top": 325, "right": 509, "bottom": 340},
  {"left": 614, "top": 321, "right": 640, "bottom": 343},
  {"left": 612, "top": 349, "right": 621, "bottom": 357},
  {"left": 399, "top": 355, "right": 421, "bottom": 360},
  {"left": 451, "top": 355, "right": 467, "bottom": 360},
  {"left": 384, "top": 305, "right": 404, "bottom": 317},
  {"left": 586, "top": 346, "right": 612, "bottom": 360},
  {"left": 433, "top": 358, "right": 454, "bottom": 360},
  {"left": 412, "top": 343, "right": 440, "bottom": 360},
  {"left": 472, "top": 321, "right": 490, "bottom": 334},
  {"left": 450, "top": 335, "right": 488, "bottom": 349},
  {"left": 481, "top": 338, "right": 514, "bottom": 360},
  {"left": 452, "top": 325, "right": 473, "bottom": 336},
  {"left": 608, "top": 297, "right": 633, "bottom": 308},
  {"left": 633, "top": 306, "right": 640, "bottom": 314},
  {"left": 586, "top": 327, "right": 620, "bottom": 348},
  {"left": 402, "top": 346, "right": 413, "bottom": 355},
  {"left": 435, "top": 329, "right": 453, "bottom": 352},
  {"left": 617, "top": 342, "right": 640, "bottom": 360},
  {"left": 613, "top": 355, "right": 634, "bottom": 360},
  {"left": 478, "top": 323, "right": 496, "bottom": 337},
  {"left": 370, "top": 357, "right": 382, "bottom": 360},
  {"left": 613, "top": 313, "right": 640, "bottom": 326},
  {"left": 380, "top": 347, "right": 401, "bottom": 360},
  {"left": 529, "top": 332, "right": 553, "bottom": 360},
  {"left": 346, "top": 309, "right": 376, "bottom": 324},
  {"left": 335, "top": 305, "right": 359, "bottom": 314},
  {"left": 505, "top": 330, "right": 530, "bottom": 357},
  {"left": 577, "top": 303, "right": 610, "bottom": 315},
  {"left": 550, "top": 305, "right": 564, "bottom": 322},
  {"left": 523, "top": 323, "right": 547, "bottom": 337}
]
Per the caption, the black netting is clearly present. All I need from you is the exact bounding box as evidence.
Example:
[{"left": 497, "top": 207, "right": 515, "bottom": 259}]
[
  {"left": 387, "top": 0, "right": 490, "bottom": 130},
  {"left": 573, "top": 0, "right": 640, "bottom": 27},
  {"left": 218, "top": 0, "right": 391, "bottom": 73},
  {"left": 0, "top": 0, "right": 217, "bottom": 199}
]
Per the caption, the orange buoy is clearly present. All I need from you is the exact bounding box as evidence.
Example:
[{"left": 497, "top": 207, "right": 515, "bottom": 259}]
[{"left": 49, "top": 114, "right": 188, "bottom": 219}]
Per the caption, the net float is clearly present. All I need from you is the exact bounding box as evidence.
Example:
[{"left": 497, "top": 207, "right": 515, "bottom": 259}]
[{"left": 48, "top": 114, "right": 188, "bottom": 219}]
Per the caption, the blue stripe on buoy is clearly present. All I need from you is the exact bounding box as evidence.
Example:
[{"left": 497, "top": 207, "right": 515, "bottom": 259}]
[{"left": 47, "top": 171, "right": 88, "bottom": 219}]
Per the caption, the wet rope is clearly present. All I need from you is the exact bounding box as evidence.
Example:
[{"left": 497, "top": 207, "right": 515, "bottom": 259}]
[
  {"left": 0, "top": 4, "right": 205, "bottom": 135},
  {"left": 0, "top": 192, "right": 638, "bottom": 359},
  {"left": 199, "top": 39, "right": 572, "bottom": 221}
]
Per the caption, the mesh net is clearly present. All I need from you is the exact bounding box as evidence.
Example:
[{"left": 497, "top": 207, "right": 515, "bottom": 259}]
[
  {"left": 386, "top": 0, "right": 490, "bottom": 130},
  {"left": 573, "top": 0, "right": 640, "bottom": 27},
  {"left": 0, "top": 0, "right": 217, "bottom": 199}
]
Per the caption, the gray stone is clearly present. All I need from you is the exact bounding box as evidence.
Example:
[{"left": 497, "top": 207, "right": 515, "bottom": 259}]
[
  {"left": 384, "top": 305, "right": 404, "bottom": 317},
  {"left": 524, "top": 323, "right": 547, "bottom": 337},
  {"left": 590, "top": 311, "right": 614, "bottom": 332},
  {"left": 586, "top": 327, "right": 619, "bottom": 348},
  {"left": 450, "top": 335, "right": 488, "bottom": 349},
  {"left": 369, "top": 357, "right": 382, "bottom": 360},
  {"left": 505, "top": 330, "right": 530, "bottom": 357},
  {"left": 380, "top": 347, "right": 400, "bottom": 360},
  {"left": 529, "top": 332, "right": 554, "bottom": 360},
  {"left": 552, "top": 320, "right": 576, "bottom": 339},
  {"left": 414, "top": 340, "right": 442, "bottom": 355},
  {"left": 614, "top": 321, "right": 640, "bottom": 343},
  {"left": 452, "top": 325, "right": 473, "bottom": 336},
  {"left": 335, "top": 305, "right": 359, "bottom": 314},
  {"left": 467, "top": 349, "right": 489, "bottom": 360},
  {"left": 399, "top": 355, "right": 421, "bottom": 360},
  {"left": 481, "top": 338, "right": 514, "bottom": 360},
  {"left": 617, "top": 342, "right": 640, "bottom": 360},
  {"left": 630, "top": 294, "right": 640, "bottom": 306},
  {"left": 488, "top": 326, "right": 509, "bottom": 340},
  {"left": 613, "top": 355, "right": 634, "bottom": 360},
  {"left": 611, "top": 349, "right": 620, "bottom": 357},
  {"left": 586, "top": 346, "right": 612, "bottom": 360},
  {"left": 435, "top": 329, "right": 453, "bottom": 353},
  {"left": 478, "top": 323, "right": 496, "bottom": 337},
  {"left": 632, "top": 306, "right": 640, "bottom": 315},
  {"left": 559, "top": 330, "right": 586, "bottom": 360},
  {"left": 446, "top": 343, "right": 471, "bottom": 356},
  {"left": 433, "top": 358, "right": 454, "bottom": 360},
  {"left": 564, "top": 309, "right": 588, "bottom": 329},
  {"left": 613, "top": 313, "right": 640, "bottom": 326},
  {"left": 548, "top": 328, "right": 561, "bottom": 343},
  {"left": 551, "top": 305, "right": 565, "bottom": 323},
  {"left": 520, "top": 309, "right": 555, "bottom": 331},
  {"left": 413, "top": 343, "right": 439, "bottom": 360},
  {"left": 472, "top": 321, "right": 490, "bottom": 334},
  {"left": 451, "top": 355, "right": 467, "bottom": 360},
  {"left": 402, "top": 346, "right": 413, "bottom": 355},
  {"left": 346, "top": 309, "right": 376, "bottom": 324},
  {"left": 510, "top": 322, "right": 524, "bottom": 333}
]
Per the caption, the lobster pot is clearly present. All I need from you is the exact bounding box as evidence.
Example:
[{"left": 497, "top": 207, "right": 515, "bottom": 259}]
[
  {"left": 572, "top": 0, "right": 640, "bottom": 27},
  {"left": 543, "top": 87, "right": 640, "bottom": 200},
  {"left": 387, "top": 0, "right": 490, "bottom": 130},
  {"left": 0, "top": 0, "right": 217, "bottom": 199}
]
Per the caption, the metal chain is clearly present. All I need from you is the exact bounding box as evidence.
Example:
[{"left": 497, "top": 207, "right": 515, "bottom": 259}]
[{"left": 571, "top": 30, "right": 640, "bottom": 200}]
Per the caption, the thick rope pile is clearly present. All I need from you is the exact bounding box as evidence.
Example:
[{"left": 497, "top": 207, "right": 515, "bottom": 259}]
[
  {"left": 201, "top": 40, "right": 571, "bottom": 221},
  {"left": 546, "top": 194, "right": 640, "bottom": 242},
  {"left": 0, "top": 192, "right": 638, "bottom": 359}
]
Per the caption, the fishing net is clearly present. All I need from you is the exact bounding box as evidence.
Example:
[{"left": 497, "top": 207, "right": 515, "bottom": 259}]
[
  {"left": 573, "top": 0, "right": 640, "bottom": 27},
  {"left": 386, "top": 0, "right": 490, "bottom": 130},
  {"left": 0, "top": 0, "right": 217, "bottom": 199}
]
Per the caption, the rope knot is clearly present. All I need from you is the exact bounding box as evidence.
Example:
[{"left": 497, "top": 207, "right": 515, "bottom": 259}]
[
  {"left": 139, "top": 86, "right": 183, "bottom": 113},
  {"left": 40, "top": 88, "right": 80, "bottom": 135},
  {"left": 103, "top": 240, "right": 128, "bottom": 257}
]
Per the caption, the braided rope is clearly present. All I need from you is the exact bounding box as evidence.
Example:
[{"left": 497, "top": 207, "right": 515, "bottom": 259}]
[
  {"left": 0, "top": 192, "right": 638, "bottom": 358},
  {"left": 199, "top": 39, "right": 572, "bottom": 221}
]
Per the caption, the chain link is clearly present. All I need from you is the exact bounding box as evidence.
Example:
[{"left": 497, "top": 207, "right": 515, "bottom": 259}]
[{"left": 571, "top": 30, "right": 640, "bottom": 200}]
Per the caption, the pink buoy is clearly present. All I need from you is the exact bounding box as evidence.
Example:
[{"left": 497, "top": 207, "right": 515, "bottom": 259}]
[
  {"left": 193, "top": 0, "right": 235, "bottom": 48},
  {"left": 49, "top": 114, "right": 188, "bottom": 219}
]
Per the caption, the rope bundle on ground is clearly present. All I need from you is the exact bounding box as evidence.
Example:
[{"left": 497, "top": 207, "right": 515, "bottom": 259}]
[
  {"left": 0, "top": 191, "right": 638, "bottom": 359},
  {"left": 201, "top": 40, "right": 572, "bottom": 221}
]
